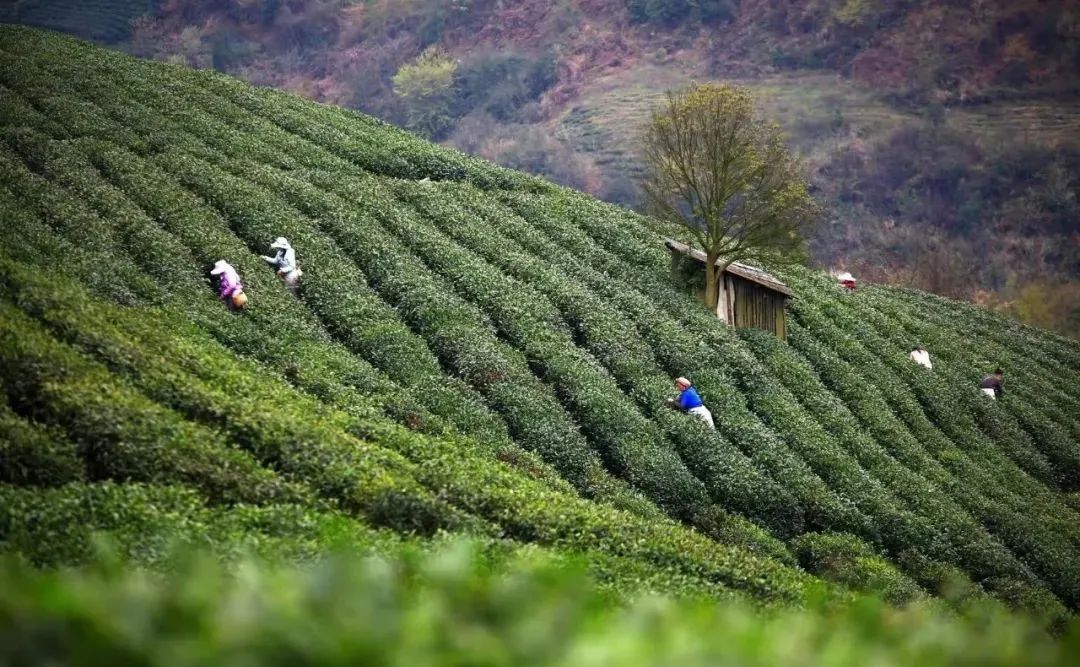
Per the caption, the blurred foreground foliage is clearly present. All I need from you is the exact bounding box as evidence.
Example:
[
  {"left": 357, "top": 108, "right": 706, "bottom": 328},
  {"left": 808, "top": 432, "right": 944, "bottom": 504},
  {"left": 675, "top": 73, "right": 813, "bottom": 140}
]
[{"left": 0, "top": 539, "right": 1077, "bottom": 667}]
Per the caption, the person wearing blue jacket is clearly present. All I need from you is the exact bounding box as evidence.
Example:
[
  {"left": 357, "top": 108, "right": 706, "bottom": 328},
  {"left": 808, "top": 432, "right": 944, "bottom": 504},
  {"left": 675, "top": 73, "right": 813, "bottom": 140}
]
[{"left": 667, "top": 377, "right": 715, "bottom": 429}]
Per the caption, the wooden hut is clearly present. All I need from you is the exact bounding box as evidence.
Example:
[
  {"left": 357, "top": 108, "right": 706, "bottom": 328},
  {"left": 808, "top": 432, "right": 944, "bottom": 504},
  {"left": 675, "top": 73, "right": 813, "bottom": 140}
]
[{"left": 665, "top": 239, "right": 793, "bottom": 339}]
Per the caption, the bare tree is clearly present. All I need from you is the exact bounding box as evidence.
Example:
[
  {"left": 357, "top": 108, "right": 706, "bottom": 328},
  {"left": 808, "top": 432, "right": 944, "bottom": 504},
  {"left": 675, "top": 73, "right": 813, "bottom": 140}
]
[{"left": 642, "top": 83, "right": 819, "bottom": 310}]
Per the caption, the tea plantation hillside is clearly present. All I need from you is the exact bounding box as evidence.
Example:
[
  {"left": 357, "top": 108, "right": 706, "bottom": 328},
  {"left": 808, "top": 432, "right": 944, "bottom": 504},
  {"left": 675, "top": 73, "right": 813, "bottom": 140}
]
[{"left": 1, "top": 26, "right": 1079, "bottom": 649}]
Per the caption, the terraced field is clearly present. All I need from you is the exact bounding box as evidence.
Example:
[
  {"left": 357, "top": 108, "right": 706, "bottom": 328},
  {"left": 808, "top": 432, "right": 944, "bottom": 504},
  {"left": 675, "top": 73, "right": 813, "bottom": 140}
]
[
  {"left": 554, "top": 66, "right": 1080, "bottom": 199},
  {"left": 0, "top": 25, "right": 1078, "bottom": 647},
  {"left": 949, "top": 101, "right": 1080, "bottom": 147},
  {"left": 554, "top": 68, "right": 916, "bottom": 181}
]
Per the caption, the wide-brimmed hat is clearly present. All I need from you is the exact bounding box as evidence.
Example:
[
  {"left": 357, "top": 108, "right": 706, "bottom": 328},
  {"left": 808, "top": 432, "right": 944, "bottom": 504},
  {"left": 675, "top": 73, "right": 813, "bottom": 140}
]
[
  {"left": 270, "top": 237, "right": 290, "bottom": 250},
  {"left": 675, "top": 377, "right": 692, "bottom": 388},
  {"left": 210, "top": 259, "right": 231, "bottom": 275}
]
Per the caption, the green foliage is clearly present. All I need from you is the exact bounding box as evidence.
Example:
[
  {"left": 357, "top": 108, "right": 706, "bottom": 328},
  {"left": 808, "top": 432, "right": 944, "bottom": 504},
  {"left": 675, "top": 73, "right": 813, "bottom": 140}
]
[
  {"left": 0, "top": 403, "right": 83, "bottom": 487},
  {"left": 792, "top": 532, "right": 926, "bottom": 606},
  {"left": 393, "top": 47, "right": 459, "bottom": 139},
  {"left": 501, "top": 189, "right": 1076, "bottom": 618},
  {"left": 0, "top": 257, "right": 812, "bottom": 604},
  {"left": 774, "top": 267, "right": 1080, "bottom": 611},
  {"left": 0, "top": 482, "right": 403, "bottom": 567},
  {"left": 0, "top": 303, "right": 309, "bottom": 508},
  {"left": 0, "top": 545, "right": 1076, "bottom": 667},
  {"left": 396, "top": 181, "right": 804, "bottom": 539}
]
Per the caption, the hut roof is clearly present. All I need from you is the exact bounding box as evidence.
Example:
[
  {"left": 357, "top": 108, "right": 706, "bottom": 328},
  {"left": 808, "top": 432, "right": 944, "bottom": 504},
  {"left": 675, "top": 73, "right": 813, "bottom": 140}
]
[{"left": 664, "top": 239, "right": 794, "bottom": 297}]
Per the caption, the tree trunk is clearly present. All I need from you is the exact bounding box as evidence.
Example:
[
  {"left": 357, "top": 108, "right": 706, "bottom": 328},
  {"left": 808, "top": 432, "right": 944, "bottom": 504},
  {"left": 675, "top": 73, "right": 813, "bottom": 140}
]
[{"left": 705, "top": 251, "right": 720, "bottom": 312}]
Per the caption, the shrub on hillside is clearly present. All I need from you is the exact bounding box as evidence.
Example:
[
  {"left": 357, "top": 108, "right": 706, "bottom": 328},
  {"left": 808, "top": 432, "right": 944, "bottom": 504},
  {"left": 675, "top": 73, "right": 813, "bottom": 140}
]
[
  {"left": 0, "top": 404, "right": 83, "bottom": 487},
  {"left": 0, "top": 224, "right": 814, "bottom": 606},
  {"left": 0, "top": 483, "right": 218, "bottom": 567}
]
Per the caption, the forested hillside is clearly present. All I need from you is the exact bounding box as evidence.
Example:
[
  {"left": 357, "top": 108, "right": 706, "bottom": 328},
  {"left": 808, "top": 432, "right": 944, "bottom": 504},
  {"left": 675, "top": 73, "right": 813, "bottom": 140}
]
[{"left": 1, "top": 24, "right": 1079, "bottom": 643}]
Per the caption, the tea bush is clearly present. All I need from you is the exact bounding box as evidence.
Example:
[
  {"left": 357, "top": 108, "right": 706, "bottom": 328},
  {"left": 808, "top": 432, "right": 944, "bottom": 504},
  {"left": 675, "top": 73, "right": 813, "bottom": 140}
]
[
  {"left": 855, "top": 286, "right": 1080, "bottom": 484},
  {"left": 791, "top": 532, "right": 927, "bottom": 606},
  {"left": 0, "top": 402, "right": 84, "bottom": 487}
]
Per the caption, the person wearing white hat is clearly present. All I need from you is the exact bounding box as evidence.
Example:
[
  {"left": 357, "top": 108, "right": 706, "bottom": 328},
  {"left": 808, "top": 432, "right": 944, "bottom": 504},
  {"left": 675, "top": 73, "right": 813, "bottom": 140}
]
[
  {"left": 667, "top": 377, "right": 715, "bottom": 429},
  {"left": 262, "top": 236, "right": 302, "bottom": 294},
  {"left": 210, "top": 260, "right": 247, "bottom": 309}
]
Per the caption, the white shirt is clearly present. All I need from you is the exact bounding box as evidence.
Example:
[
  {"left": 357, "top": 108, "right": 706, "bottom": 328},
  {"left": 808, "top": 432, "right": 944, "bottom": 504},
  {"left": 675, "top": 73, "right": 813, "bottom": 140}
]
[
  {"left": 266, "top": 246, "right": 298, "bottom": 274},
  {"left": 908, "top": 349, "right": 932, "bottom": 370}
]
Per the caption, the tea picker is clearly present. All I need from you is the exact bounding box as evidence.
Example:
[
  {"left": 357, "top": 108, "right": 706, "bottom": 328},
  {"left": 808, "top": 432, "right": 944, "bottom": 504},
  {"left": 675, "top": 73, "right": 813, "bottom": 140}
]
[
  {"left": 836, "top": 271, "right": 857, "bottom": 292},
  {"left": 210, "top": 260, "right": 247, "bottom": 310},
  {"left": 263, "top": 237, "right": 302, "bottom": 294},
  {"left": 908, "top": 345, "right": 932, "bottom": 370},
  {"left": 667, "top": 377, "right": 715, "bottom": 429},
  {"left": 980, "top": 368, "right": 1005, "bottom": 400}
]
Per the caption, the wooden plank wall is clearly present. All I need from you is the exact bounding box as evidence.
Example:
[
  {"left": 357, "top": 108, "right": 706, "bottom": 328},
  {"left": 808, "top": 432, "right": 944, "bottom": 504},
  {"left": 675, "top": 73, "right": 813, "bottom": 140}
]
[{"left": 732, "top": 277, "right": 787, "bottom": 339}]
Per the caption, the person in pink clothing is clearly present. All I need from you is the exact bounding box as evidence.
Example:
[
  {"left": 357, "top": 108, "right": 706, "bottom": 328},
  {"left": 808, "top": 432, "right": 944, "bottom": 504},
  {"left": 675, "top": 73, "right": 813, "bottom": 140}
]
[{"left": 210, "top": 260, "right": 247, "bottom": 309}]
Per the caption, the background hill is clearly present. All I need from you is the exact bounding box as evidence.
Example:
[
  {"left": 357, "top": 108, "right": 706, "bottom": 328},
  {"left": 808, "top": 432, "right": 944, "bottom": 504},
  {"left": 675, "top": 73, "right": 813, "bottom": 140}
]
[
  {"left": 2, "top": 0, "right": 1077, "bottom": 336},
  {"left": 1, "top": 23, "right": 1079, "bottom": 639}
]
